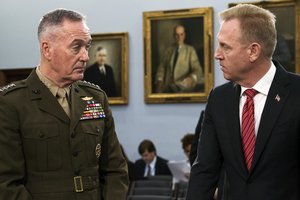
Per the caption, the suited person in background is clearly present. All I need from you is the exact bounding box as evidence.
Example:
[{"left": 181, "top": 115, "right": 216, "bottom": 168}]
[
  {"left": 84, "top": 46, "right": 118, "bottom": 97},
  {"left": 155, "top": 24, "right": 203, "bottom": 93},
  {"left": 187, "top": 4, "right": 300, "bottom": 200},
  {"left": 134, "top": 139, "right": 172, "bottom": 180}
]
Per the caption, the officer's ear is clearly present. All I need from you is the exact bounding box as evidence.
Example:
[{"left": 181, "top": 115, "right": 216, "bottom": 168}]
[{"left": 41, "top": 40, "right": 52, "bottom": 61}]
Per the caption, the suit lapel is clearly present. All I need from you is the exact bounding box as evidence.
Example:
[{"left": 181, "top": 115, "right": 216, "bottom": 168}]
[
  {"left": 226, "top": 84, "right": 249, "bottom": 175},
  {"left": 251, "top": 64, "right": 290, "bottom": 171},
  {"left": 27, "top": 70, "right": 69, "bottom": 123}
]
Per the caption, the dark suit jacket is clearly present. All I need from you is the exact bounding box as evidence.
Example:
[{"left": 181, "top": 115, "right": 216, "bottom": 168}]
[
  {"left": 0, "top": 69, "right": 128, "bottom": 200},
  {"left": 84, "top": 63, "right": 117, "bottom": 97},
  {"left": 134, "top": 156, "right": 172, "bottom": 180},
  {"left": 187, "top": 61, "right": 300, "bottom": 200},
  {"left": 189, "top": 110, "right": 205, "bottom": 166}
]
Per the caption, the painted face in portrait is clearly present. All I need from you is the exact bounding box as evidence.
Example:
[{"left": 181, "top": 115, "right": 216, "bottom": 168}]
[
  {"left": 95, "top": 48, "right": 107, "bottom": 66},
  {"left": 174, "top": 25, "right": 186, "bottom": 46}
]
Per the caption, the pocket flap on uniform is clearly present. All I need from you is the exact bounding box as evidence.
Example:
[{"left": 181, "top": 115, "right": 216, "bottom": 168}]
[
  {"left": 23, "top": 124, "right": 59, "bottom": 139},
  {"left": 81, "top": 121, "right": 104, "bottom": 136}
]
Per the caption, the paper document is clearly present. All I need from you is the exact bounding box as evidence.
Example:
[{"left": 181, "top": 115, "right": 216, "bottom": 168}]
[{"left": 167, "top": 160, "right": 191, "bottom": 182}]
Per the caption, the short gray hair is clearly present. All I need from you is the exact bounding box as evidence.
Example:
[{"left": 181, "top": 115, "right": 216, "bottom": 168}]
[{"left": 38, "top": 8, "right": 85, "bottom": 41}]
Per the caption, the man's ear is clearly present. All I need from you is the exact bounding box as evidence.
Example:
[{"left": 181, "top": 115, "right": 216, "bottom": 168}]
[
  {"left": 41, "top": 41, "right": 52, "bottom": 60},
  {"left": 248, "top": 43, "right": 261, "bottom": 62}
]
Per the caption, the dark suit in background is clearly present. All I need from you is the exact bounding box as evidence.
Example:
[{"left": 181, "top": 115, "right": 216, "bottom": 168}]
[
  {"left": 134, "top": 156, "right": 172, "bottom": 180},
  {"left": 84, "top": 63, "right": 117, "bottom": 97}
]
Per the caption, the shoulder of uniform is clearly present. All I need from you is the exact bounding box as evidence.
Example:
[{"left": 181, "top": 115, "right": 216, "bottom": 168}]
[
  {"left": 77, "top": 80, "right": 104, "bottom": 92},
  {"left": 0, "top": 80, "right": 27, "bottom": 96}
]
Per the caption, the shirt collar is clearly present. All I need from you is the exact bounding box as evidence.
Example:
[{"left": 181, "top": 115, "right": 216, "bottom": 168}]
[
  {"left": 36, "top": 67, "right": 70, "bottom": 97},
  {"left": 149, "top": 156, "right": 157, "bottom": 169},
  {"left": 240, "top": 62, "right": 276, "bottom": 97}
]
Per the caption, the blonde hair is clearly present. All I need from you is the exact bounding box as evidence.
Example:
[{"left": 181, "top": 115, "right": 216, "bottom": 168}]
[{"left": 219, "top": 4, "right": 277, "bottom": 58}]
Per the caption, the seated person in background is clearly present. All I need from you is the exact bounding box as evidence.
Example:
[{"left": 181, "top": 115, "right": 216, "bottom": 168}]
[
  {"left": 181, "top": 133, "right": 194, "bottom": 179},
  {"left": 134, "top": 139, "right": 172, "bottom": 180}
]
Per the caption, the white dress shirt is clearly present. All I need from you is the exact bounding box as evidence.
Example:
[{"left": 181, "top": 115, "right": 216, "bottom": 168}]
[
  {"left": 239, "top": 62, "right": 276, "bottom": 136},
  {"left": 144, "top": 156, "right": 157, "bottom": 177}
]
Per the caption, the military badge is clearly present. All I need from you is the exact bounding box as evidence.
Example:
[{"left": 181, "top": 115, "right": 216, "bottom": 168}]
[
  {"left": 80, "top": 99, "right": 106, "bottom": 120},
  {"left": 95, "top": 143, "right": 101, "bottom": 159},
  {"left": 81, "top": 96, "right": 93, "bottom": 101}
]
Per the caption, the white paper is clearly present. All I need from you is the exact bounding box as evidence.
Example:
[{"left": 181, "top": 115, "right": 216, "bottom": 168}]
[{"left": 167, "top": 160, "right": 191, "bottom": 182}]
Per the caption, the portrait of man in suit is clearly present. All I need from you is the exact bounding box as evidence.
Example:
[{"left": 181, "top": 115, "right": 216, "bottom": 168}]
[
  {"left": 144, "top": 8, "right": 214, "bottom": 103},
  {"left": 155, "top": 24, "right": 204, "bottom": 93},
  {"left": 84, "top": 46, "right": 118, "bottom": 97}
]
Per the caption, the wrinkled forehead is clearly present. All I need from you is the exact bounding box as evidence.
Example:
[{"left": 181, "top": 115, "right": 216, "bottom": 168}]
[{"left": 60, "top": 19, "right": 91, "bottom": 40}]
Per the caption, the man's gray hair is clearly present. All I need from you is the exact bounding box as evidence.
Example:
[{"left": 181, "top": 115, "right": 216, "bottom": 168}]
[{"left": 38, "top": 8, "right": 85, "bottom": 41}]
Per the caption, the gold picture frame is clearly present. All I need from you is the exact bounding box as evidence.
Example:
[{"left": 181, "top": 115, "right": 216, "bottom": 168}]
[
  {"left": 0, "top": 68, "right": 33, "bottom": 87},
  {"left": 143, "top": 7, "right": 214, "bottom": 103},
  {"left": 85, "top": 32, "right": 129, "bottom": 105},
  {"left": 229, "top": 0, "right": 300, "bottom": 74}
]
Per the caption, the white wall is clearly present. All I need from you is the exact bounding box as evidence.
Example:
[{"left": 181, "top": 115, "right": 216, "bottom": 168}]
[{"left": 0, "top": 0, "right": 250, "bottom": 162}]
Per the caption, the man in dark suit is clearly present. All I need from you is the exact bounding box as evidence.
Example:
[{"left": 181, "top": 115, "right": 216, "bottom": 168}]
[
  {"left": 187, "top": 4, "right": 300, "bottom": 200},
  {"left": 189, "top": 110, "right": 204, "bottom": 166},
  {"left": 84, "top": 46, "right": 118, "bottom": 97},
  {"left": 155, "top": 24, "right": 203, "bottom": 93},
  {"left": 134, "top": 139, "right": 172, "bottom": 180},
  {"left": 0, "top": 9, "right": 128, "bottom": 200}
]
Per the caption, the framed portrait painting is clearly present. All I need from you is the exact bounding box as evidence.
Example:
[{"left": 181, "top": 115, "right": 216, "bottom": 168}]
[
  {"left": 143, "top": 7, "right": 214, "bottom": 103},
  {"left": 0, "top": 68, "right": 33, "bottom": 87},
  {"left": 85, "top": 32, "right": 128, "bottom": 105},
  {"left": 229, "top": 0, "right": 300, "bottom": 74}
]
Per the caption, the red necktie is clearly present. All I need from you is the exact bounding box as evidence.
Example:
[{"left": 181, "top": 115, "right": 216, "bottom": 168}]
[{"left": 242, "top": 88, "right": 257, "bottom": 171}]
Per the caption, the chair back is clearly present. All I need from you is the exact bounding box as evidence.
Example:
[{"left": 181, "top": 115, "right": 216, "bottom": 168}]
[
  {"left": 131, "top": 187, "right": 173, "bottom": 196},
  {"left": 127, "top": 195, "right": 174, "bottom": 200}
]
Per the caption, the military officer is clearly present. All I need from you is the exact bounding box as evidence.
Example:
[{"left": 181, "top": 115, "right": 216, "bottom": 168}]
[{"left": 0, "top": 8, "right": 128, "bottom": 200}]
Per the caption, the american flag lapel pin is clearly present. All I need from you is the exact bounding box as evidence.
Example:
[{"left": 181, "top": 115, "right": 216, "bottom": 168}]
[{"left": 275, "top": 94, "right": 280, "bottom": 102}]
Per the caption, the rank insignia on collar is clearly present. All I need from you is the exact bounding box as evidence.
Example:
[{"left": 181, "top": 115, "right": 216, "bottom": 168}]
[
  {"left": 81, "top": 96, "right": 93, "bottom": 101},
  {"left": 80, "top": 100, "right": 106, "bottom": 120},
  {"left": 0, "top": 83, "right": 16, "bottom": 92}
]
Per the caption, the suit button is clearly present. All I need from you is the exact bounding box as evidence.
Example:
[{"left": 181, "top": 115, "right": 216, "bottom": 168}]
[
  {"left": 39, "top": 133, "right": 45, "bottom": 138},
  {"left": 72, "top": 151, "right": 78, "bottom": 157},
  {"left": 74, "top": 170, "right": 80, "bottom": 175},
  {"left": 32, "top": 89, "right": 40, "bottom": 94}
]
